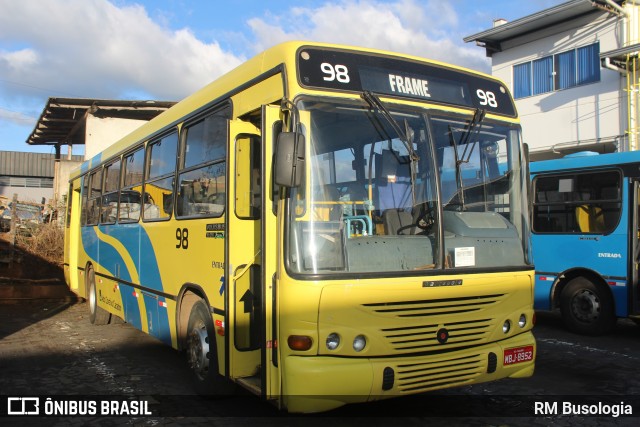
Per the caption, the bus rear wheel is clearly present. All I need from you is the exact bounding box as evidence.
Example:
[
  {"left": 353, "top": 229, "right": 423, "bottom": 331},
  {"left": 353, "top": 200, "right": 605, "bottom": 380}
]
[
  {"left": 87, "top": 266, "right": 111, "bottom": 325},
  {"left": 560, "top": 277, "right": 615, "bottom": 335},
  {"left": 186, "top": 299, "right": 232, "bottom": 395}
]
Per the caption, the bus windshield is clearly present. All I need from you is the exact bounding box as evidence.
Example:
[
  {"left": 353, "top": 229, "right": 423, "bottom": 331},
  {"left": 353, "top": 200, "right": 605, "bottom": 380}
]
[{"left": 287, "top": 97, "right": 530, "bottom": 275}]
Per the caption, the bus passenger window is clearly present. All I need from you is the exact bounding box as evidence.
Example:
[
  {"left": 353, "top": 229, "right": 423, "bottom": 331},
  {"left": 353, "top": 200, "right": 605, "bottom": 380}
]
[
  {"left": 100, "top": 159, "right": 121, "bottom": 224},
  {"left": 177, "top": 110, "right": 228, "bottom": 218},
  {"left": 86, "top": 170, "right": 102, "bottom": 226},
  {"left": 144, "top": 132, "right": 178, "bottom": 221},
  {"left": 120, "top": 148, "right": 144, "bottom": 222}
]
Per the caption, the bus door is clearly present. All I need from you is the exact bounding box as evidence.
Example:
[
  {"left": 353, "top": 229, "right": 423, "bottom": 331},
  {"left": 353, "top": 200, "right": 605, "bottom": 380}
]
[
  {"left": 227, "top": 120, "right": 263, "bottom": 389},
  {"left": 261, "top": 104, "right": 281, "bottom": 402},
  {"left": 632, "top": 179, "right": 640, "bottom": 316},
  {"left": 66, "top": 178, "right": 82, "bottom": 292}
]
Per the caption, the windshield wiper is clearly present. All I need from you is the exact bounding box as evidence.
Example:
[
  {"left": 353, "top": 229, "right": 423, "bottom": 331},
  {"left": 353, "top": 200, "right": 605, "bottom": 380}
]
[
  {"left": 447, "top": 108, "right": 486, "bottom": 210},
  {"left": 361, "top": 91, "right": 420, "bottom": 205}
]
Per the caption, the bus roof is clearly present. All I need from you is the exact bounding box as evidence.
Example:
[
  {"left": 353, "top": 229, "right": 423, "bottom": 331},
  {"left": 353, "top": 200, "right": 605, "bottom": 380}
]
[
  {"left": 530, "top": 150, "right": 640, "bottom": 174},
  {"left": 71, "top": 41, "right": 513, "bottom": 180}
]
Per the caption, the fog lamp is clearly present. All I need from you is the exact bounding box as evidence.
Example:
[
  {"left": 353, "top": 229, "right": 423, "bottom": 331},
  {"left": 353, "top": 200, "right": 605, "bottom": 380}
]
[
  {"left": 326, "top": 333, "right": 340, "bottom": 350},
  {"left": 502, "top": 320, "right": 511, "bottom": 334},
  {"left": 518, "top": 314, "right": 527, "bottom": 328},
  {"left": 353, "top": 335, "right": 367, "bottom": 352}
]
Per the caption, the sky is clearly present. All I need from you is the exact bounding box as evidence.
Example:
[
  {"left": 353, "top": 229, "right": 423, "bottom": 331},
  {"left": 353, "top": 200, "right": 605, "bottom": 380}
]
[{"left": 0, "top": 0, "right": 567, "bottom": 154}]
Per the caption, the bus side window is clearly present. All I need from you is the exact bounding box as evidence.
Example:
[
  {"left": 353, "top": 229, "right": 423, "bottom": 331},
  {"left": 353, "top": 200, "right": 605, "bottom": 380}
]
[
  {"left": 86, "top": 170, "right": 102, "bottom": 226},
  {"left": 177, "top": 109, "right": 228, "bottom": 218},
  {"left": 100, "top": 159, "right": 121, "bottom": 224},
  {"left": 121, "top": 147, "right": 144, "bottom": 222},
  {"left": 144, "top": 132, "right": 178, "bottom": 221}
]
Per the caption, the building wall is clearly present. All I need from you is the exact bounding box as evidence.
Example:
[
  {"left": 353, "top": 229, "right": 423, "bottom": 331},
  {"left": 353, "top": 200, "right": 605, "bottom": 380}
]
[
  {"left": 489, "top": 10, "right": 626, "bottom": 158},
  {"left": 54, "top": 160, "right": 83, "bottom": 207},
  {"left": 0, "top": 151, "right": 81, "bottom": 205},
  {"left": 85, "top": 115, "right": 148, "bottom": 159},
  {"left": 0, "top": 183, "right": 51, "bottom": 204}
]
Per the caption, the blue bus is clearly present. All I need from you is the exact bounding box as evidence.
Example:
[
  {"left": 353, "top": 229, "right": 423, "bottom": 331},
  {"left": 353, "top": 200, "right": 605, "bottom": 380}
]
[{"left": 530, "top": 151, "right": 640, "bottom": 334}]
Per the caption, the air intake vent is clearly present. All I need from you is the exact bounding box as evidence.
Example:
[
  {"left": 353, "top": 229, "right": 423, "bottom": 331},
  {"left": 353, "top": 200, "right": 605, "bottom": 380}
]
[
  {"left": 382, "top": 367, "right": 395, "bottom": 390},
  {"left": 487, "top": 352, "right": 497, "bottom": 373}
]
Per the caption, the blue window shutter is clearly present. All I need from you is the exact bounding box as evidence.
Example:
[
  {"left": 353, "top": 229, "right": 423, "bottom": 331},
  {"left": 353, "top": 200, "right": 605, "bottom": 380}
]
[
  {"left": 577, "top": 43, "right": 600, "bottom": 85},
  {"left": 533, "top": 56, "right": 553, "bottom": 95},
  {"left": 555, "top": 50, "right": 576, "bottom": 90},
  {"left": 513, "top": 62, "right": 532, "bottom": 99}
]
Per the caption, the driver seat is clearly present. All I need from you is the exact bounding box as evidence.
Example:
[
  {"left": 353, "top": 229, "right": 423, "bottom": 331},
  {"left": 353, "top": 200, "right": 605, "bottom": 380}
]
[{"left": 382, "top": 208, "right": 415, "bottom": 235}]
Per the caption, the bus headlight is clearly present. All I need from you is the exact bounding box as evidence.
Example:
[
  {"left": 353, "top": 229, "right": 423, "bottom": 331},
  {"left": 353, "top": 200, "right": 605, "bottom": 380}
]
[
  {"left": 502, "top": 320, "right": 511, "bottom": 334},
  {"left": 353, "top": 335, "right": 367, "bottom": 352},
  {"left": 518, "top": 314, "right": 527, "bottom": 328},
  {"left": 326, "top": 333, "right": 340, "bottom": 350}
]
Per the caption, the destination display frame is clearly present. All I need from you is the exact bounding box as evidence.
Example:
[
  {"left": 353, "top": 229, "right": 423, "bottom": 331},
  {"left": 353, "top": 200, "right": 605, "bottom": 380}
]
[{"left": 296, "top": 46, "right": 517, "bottom": 117}]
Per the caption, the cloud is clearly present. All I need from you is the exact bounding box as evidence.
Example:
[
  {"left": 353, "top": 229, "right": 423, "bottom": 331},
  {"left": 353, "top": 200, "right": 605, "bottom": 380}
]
[
  {"left": 0, "top": 107, "right": 37, "bottom": 127},
  {"left": 0, "top": 0, "right": 244, "bottom": 102},
  {"left": 0, "top": 0, "right": 492, "bottom": 149},
  {"left": 246, "top": 0, "right": 489, "bottom": 73}
]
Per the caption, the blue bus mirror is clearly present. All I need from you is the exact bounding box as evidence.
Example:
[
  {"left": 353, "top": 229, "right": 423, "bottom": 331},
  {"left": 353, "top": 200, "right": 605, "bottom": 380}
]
[{"left": 274, "top": 132, "right": 305, "bottom": 188}]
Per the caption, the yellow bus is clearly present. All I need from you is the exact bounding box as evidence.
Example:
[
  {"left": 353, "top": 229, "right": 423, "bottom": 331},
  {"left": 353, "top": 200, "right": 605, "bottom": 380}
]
[{"left": 64, "top": 41, "right": 536, "bottom": 413}]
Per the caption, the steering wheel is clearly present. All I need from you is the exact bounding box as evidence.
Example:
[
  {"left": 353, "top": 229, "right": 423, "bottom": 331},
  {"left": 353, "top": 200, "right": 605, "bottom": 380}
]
[{"left": 413, "top": 202, "right": 436, "bottom": 232}]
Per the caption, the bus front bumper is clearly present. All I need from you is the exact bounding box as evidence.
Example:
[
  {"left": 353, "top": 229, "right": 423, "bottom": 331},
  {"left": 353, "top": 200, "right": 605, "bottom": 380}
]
[{"left": 282, "top": 331, "right": 535, "bottom": 413}]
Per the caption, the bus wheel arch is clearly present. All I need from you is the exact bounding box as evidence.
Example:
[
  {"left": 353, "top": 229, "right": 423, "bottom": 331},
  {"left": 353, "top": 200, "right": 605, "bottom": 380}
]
[
  {"left": 176, "top": 285, "right": 232, "bottom": 395},
  {"left": 85, "top": 262, "right": 111, "bottom": 325},
  {"left": 556, "top": 271, "right": 616, "bottom": 335},
  {"left": 176, "top": 285, "right": 207, "bottom": 351}
]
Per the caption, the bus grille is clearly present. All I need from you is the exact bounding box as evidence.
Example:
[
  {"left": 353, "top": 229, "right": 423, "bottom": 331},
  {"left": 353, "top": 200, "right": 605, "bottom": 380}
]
[
  {"left": 362, "top": 294, "right": 505, "bottom": 352},
  {"left": 395, "top": 353, "right": 484, "bottom": 393}
]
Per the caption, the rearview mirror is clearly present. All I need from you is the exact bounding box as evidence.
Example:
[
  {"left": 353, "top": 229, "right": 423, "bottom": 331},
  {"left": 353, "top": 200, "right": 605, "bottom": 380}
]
[{"left": 274, "top": 132, "right": 305, "bottom": 188}]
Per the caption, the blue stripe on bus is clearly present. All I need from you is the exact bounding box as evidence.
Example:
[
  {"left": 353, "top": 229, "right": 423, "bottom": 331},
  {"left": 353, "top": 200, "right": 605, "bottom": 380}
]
[{"left": 81, "top": 223, "right": 166, "bottom": 332}]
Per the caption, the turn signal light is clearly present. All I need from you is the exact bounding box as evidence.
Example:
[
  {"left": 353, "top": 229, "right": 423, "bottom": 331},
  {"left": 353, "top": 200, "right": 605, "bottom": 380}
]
[{"left": 288, "top": 335, "right": 313, "bottom": 351}]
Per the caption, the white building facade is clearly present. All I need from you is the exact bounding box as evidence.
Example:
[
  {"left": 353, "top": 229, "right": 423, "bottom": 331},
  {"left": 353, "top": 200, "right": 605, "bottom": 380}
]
[{"left": 465, "top": 0, "right": 640, "bottom": 161}]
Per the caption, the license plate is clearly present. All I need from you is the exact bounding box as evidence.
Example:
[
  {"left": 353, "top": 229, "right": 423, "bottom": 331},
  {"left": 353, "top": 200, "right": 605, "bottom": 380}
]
[{"left": 503, "top": 345, "right": 534, "bottom": 366}]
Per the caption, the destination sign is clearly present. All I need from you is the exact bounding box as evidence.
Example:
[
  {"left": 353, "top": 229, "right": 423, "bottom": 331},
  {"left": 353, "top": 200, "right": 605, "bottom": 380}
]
[{"left": 297, "top": 47, "right": 516, "bottom": 117}]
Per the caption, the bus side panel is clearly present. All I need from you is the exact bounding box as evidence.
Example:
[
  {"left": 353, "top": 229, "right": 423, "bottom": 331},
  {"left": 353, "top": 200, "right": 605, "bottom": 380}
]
[
  {"left": 532, "top": 231, "right": 629, "bottom": 316},
  {"left": 82, "top": 224, "right": 144, "bottom": 330},
  {"left": 138, "top": 221, "right": 178, "bottom": 347}
]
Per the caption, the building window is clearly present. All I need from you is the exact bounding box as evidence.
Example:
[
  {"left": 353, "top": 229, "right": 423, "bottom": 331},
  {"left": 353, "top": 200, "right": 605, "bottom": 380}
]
[
  {"left": 577, "top": 43, "right": 601, "bottom": 84},
  {"left": 555, "top": 50, "right": 576, "bottom": 90},
  {"left": 513, "top": 42, "right": 600, "bottom": 99},
  {"left": 513, "top": 63, "right": 531, "bottom": 98},
  {"left": 533, "top": 56, "right": 553, "bottom": 95}
]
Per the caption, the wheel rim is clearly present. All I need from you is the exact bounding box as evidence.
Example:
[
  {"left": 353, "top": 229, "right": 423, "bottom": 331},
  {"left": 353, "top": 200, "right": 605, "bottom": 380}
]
[
  {"left": 571, "top": 288, "right": 600, "bottom": 323},
  {"left": 88, "top": 270, "right": 96, "bottom": 315},
  {"left": 188, "top": 320, "right": 210, "bottom": 381}
]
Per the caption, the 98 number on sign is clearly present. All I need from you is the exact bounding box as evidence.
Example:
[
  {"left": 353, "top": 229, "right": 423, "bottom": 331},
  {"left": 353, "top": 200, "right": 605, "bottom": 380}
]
[
  {"left": 476, "top": 89, "right": 498, "bottom": 108},
  {"left": 176, "top": 228, "right": 188, "bottom": 249},
  {"left": 321, "top": 63, "right": 350, "bottom": 83}
]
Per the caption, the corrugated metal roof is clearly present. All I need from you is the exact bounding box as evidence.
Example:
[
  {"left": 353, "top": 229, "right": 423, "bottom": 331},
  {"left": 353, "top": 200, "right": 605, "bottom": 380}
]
[
  {"left": 27, "top": 97, "right": 176, "bottom": 147},
  {"left": 0, "top": 151, "right": 83, "bottom": 177}
]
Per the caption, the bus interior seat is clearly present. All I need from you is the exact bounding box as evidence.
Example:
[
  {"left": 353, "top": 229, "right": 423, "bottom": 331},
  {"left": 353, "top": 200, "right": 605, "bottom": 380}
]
[
  {"left": 312, "top": 185, "right": 343, "bottom": 221},
  {"left": 382, "top": 208, "right": 414, "bottom": 235},
  {"left": 575, "top": 205, "right": 604, "bottom": 233},
  {"left": 375, "top": 150, "right": 412, "bottom": 213}
]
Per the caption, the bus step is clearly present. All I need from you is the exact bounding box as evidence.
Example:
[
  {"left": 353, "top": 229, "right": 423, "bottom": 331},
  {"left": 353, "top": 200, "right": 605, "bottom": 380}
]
[{"left": 236, "top": 376, "right": 262, "bottom": 395}]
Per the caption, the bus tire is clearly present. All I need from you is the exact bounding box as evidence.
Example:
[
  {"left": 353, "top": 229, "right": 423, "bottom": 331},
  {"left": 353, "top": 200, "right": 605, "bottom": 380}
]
[
  {"left": 87, "top": 266, "right": 111, "bottom": 325},
  {"left": 560, "top": 277, "right": 615, "bottom": 335},
  {"left": 186, "top": 299, "right": 232, "bottom": 395}
]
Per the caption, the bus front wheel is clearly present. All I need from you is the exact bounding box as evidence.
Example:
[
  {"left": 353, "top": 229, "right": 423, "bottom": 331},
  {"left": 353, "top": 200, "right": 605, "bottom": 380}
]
[
  {"left": 186, "top": 300, "right": 232, "bottom": 395},
  {"left": 560, "top": 277, "right": 615, "bottom": 335},
  {"left": 87, "top": 266, "right": 111, "bottom": 325}
]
